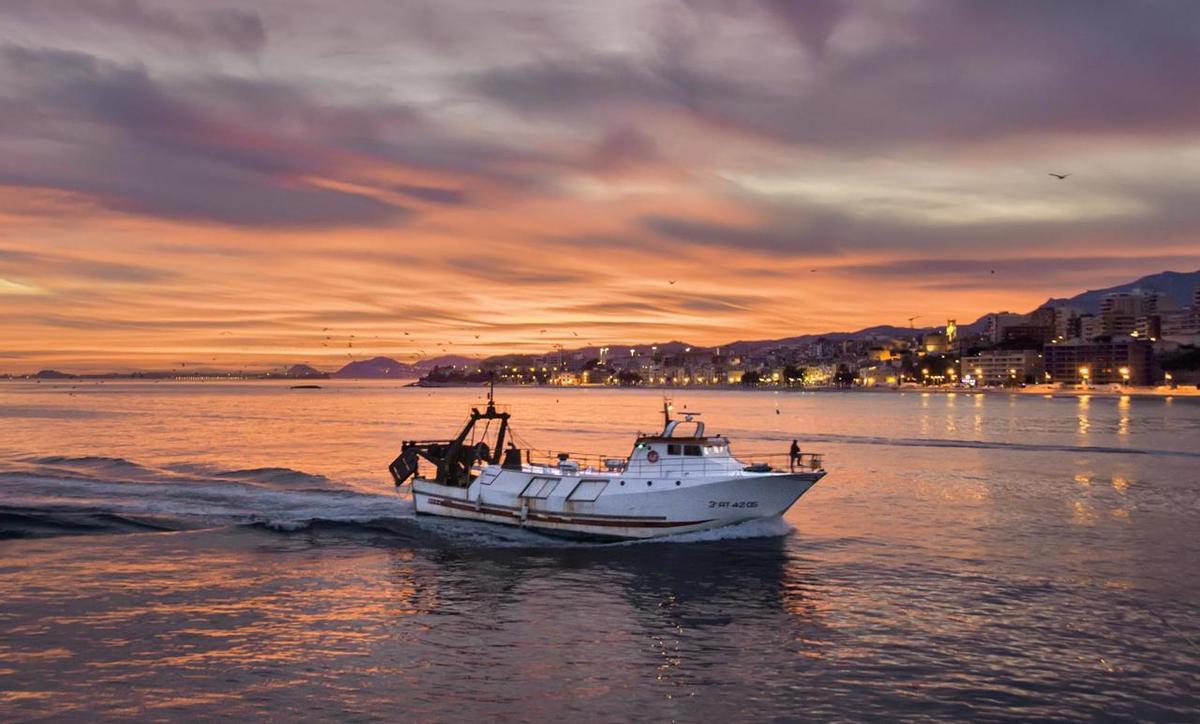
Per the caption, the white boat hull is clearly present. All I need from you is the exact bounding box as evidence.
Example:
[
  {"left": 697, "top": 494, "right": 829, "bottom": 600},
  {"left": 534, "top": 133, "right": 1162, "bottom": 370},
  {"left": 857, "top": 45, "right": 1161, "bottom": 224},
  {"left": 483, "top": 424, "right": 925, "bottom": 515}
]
[{"left": 411, "top": 467, "right": 824, "bottom": 541}]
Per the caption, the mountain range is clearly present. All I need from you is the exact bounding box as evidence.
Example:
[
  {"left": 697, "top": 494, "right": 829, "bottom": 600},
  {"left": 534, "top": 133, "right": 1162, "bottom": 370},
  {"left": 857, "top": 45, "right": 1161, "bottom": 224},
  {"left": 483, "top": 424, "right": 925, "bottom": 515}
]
[
  {"left": 330, "top": 269, "right": 1200, "bottom": 376},
  {"left": 327, "top": 269, "right": 1199, "bottom": 377},
  {"left": 333, "top": 355, "right": 476, "bottom": 379},
  {"left": 1038, "top": 269, "right": 1200, "bottom": 314}
]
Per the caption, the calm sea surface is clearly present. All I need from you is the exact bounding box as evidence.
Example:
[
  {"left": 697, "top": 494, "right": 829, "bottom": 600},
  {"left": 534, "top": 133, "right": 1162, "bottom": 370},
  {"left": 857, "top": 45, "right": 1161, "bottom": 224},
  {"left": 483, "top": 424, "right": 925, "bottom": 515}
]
[{"left": 1, "top": 381, "right": 1198, "bottom": 721}]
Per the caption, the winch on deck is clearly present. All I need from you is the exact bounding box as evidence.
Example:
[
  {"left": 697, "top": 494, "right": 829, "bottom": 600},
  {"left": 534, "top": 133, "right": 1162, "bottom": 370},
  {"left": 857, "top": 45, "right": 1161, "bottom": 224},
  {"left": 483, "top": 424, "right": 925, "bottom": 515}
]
[{"left": 389, "top": 389, "right": 522, "bottom": 488}]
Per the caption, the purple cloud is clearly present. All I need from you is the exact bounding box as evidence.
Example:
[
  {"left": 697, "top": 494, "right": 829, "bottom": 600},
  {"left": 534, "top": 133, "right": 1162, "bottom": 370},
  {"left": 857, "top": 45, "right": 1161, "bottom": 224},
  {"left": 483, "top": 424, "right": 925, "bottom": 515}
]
[{"left": 0, "top": 0, "right": 266, "bottom": 55}]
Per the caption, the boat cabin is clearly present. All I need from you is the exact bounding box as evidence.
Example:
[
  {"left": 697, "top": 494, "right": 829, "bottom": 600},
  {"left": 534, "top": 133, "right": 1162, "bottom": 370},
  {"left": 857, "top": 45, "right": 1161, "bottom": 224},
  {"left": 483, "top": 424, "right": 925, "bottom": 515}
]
[{"left": 624, "top": 408, "right": 738, "bottom": 472}]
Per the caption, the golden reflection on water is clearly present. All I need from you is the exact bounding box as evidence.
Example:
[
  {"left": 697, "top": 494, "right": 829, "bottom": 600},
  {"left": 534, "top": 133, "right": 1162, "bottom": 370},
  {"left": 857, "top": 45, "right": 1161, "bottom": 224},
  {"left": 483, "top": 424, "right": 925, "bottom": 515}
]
[
  {"left": 1071, "top": 500, "right": 1097, "bottom": 525},
  {"left": 1076, "top": 395, "right": 1091, "bottom": 435},
  {"left": 1117, "top": 395, "right": 1131, "bottom": 436}
]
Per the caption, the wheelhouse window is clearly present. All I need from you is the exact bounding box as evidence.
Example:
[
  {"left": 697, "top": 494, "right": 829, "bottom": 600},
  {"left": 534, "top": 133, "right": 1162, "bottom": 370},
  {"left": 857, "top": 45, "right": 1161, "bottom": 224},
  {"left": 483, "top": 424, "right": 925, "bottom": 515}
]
[
  {"left": 683, "top": 445, "right": 702, "bottom": 456},
  {"left": 667, "top": 444, "right": 681, "bottom": 455}
]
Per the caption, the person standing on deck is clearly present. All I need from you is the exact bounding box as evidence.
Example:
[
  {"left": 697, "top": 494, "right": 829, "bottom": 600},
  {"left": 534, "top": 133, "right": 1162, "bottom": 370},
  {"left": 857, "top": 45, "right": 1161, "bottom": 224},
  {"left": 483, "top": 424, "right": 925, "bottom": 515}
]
[{"left": 790, "top": 439, "right": 801, "bottom": 471}]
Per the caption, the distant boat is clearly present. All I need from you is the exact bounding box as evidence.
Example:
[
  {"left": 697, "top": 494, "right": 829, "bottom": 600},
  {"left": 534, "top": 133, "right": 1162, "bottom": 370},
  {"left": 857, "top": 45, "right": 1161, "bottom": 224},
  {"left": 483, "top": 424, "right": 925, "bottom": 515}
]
[
  {"left": 289, "top": 384, "right": 322, "bottom": 389},
  {"left": 389, "top": 392, "right": 826, "bottom": 541}
]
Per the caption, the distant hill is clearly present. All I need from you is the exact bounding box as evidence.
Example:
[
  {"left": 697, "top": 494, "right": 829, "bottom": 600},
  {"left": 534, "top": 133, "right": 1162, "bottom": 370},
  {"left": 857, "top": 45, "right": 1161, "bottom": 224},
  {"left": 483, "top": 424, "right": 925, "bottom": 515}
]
[
  {"left": 333, "top": 355, "right": 477, "bottom": 379},
  {"left": 33, "top": 369, "right": 74, "bottom": 379},
  {"left": 726, "top": 324, "right": 934, "bottom": 351},
  {"left": 286, "top": 364, "right": 326, "bottom": 378},
  {"left": 1039, "top": 269, "right": 1200, "bottom": 313}
]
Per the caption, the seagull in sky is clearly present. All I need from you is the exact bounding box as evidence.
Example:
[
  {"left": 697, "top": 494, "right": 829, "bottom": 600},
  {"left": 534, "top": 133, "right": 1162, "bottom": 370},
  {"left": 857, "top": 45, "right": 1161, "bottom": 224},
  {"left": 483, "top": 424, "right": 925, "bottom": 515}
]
[
  {"left": 1048, "top": 172, "right": 1071, "bottom": 180},
  {"left": 668, "top": 279, "right": 676, "bottom": 285}
]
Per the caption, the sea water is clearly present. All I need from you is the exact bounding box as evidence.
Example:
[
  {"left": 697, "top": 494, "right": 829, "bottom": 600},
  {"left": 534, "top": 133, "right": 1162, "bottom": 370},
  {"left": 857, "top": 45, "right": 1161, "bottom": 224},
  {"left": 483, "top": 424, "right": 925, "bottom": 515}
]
[{"left": 1, "top": 381, "right": 1197, "bottom": 720}]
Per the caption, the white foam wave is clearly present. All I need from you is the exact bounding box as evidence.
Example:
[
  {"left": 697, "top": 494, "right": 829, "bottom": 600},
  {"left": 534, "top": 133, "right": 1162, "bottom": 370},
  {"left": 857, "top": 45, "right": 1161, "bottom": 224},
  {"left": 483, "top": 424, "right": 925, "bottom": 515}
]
[{"left": 0, "top": 470, "right": 413, "bottom": 532}]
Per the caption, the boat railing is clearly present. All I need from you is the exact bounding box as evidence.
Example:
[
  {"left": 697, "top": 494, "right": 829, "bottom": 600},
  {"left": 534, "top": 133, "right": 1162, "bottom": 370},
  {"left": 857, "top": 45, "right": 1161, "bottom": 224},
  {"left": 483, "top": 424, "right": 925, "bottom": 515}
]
[
  {"left": 524, "top": 449, "right": 630, "bottom": 474},
  {"left": 520, "top": 448, "right": 824, "bottom": 476},
  {"left": 734, "top": 452, "right": 824, "bottom": 473}
]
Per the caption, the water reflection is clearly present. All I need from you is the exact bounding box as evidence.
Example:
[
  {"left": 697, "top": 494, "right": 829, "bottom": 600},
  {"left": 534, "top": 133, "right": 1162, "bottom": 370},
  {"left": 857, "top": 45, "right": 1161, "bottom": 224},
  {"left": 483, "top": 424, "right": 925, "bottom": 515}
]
[
  {"left": 372, "top": 533, "right": 826, "bottom": 717},
  {"left": 1076, "top": 395, "right": 1091, "bottom": 435},
  {"left": 1117, "top": 396, "right": 1131, "bottom": 436},
  {"left": 405, "top": 535, "right": 814, "bottom": 631}
]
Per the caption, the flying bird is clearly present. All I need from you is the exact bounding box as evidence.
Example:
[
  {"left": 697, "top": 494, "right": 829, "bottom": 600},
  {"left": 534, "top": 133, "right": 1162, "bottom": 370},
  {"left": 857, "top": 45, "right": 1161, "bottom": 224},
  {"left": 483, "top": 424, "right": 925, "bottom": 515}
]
[
  {"left": 810, "top": 269, "right": 817, "bottom": 272},
  {"left": 990, "top": 269, "right": 996, "bottom": 274},
  {"left": 1048, "top": 172, "right": 1071, "bottom": 180},
  {"left": 668, "top": 279, "right": 676, "bottom": 285}
]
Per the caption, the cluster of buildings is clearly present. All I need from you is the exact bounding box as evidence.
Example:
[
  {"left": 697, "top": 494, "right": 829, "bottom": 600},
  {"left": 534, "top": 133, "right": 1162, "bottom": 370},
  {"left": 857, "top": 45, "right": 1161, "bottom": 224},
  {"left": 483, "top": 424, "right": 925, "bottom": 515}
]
[
  {"left": 484, "top": 344, "right": 849, "bottom": 388},
  {"left": 957, "top": 285, "right": 1200, "bottom": 387},
  {"left": 432, "top": 284, "right": 1200, "bottom": 390}
]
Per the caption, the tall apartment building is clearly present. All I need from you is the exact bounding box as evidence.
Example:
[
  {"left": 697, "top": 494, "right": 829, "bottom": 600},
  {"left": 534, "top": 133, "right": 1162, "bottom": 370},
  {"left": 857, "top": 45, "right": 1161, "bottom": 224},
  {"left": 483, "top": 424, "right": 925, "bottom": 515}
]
[{"left": 1043, "top": 338, "right": 1155, "bottom": 385}]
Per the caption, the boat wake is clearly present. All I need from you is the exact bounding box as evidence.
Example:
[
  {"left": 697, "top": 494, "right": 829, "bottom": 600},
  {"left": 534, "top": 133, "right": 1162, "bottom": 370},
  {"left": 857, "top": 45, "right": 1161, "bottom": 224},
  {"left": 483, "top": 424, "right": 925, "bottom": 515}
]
[
  {"left": 0, "top": 454, "right": 412, "bottom": 540},
  {"left": 0, "top": 455, "right": 796, "bottom": 547}
]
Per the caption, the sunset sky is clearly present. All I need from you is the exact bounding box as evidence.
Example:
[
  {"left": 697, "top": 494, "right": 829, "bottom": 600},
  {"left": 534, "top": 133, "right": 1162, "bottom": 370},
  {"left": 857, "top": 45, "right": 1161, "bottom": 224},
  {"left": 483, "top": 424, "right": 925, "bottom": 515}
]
[{"left": 2, "top": 0, "right": 1199, "bottom": 372}]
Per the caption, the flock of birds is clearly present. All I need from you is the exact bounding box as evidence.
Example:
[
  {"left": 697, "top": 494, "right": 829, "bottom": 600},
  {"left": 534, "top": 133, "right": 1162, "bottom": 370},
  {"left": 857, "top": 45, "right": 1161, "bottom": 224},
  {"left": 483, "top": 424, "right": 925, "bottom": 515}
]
[{"left": 179, "top": 172, "right": 1072, "bottom": 370}]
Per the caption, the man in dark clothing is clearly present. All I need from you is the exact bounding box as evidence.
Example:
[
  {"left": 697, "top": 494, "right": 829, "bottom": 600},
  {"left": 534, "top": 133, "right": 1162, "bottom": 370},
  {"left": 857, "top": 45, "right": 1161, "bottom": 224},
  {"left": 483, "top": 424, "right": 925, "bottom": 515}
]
[{"left": 789, "top": 439, "right": 801, "bottom": 471}]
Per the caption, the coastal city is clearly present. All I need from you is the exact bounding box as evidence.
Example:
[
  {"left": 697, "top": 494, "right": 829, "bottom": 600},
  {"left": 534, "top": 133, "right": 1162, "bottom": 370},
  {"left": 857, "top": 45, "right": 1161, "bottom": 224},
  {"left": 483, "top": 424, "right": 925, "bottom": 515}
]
[
  {"left": 12, "top": 276, "right": 1200, "bottom": 393},
  {"left": 418, "top": 280, "right": 1200, "bottom": 392}
]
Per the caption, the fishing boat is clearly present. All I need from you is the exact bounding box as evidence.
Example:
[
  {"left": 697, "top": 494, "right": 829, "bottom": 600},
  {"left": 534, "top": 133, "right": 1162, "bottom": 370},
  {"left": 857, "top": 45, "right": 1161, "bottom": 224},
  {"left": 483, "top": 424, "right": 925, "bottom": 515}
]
[{"left": 388, "top": 390, "right": 826, "bottom": 540}]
